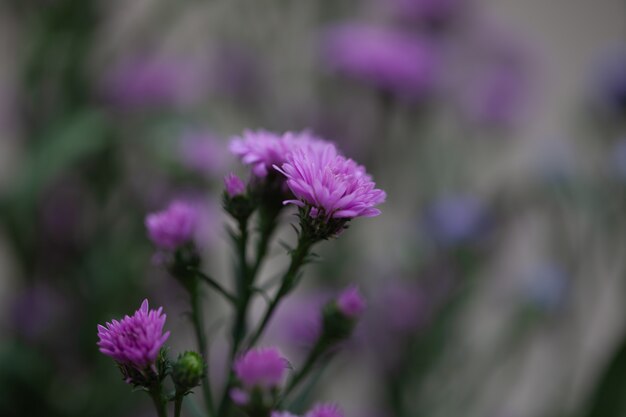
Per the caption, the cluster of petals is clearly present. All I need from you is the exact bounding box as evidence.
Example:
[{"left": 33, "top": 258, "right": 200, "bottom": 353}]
[
  {"left": 97, "top": 299, "right": 170, "bottom": 369},
  {"left": 233, "top": 347, "right": 288, "bottom": 388},
  {"left": 145, "top": 200, "right": 198, "bottom": 250},
  {"left": 275, "top": 143, "right": 386, "bottom": 220},
  {"left": 229, "top": 129, "right": 330, "bottom": 177}
]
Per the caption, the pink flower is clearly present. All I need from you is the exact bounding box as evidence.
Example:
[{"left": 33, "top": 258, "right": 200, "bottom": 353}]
[
  {"left": 145, "top": 201, "right": 198, "bottom": 250},
  {"left": 97, "top": 299, "right": 170, "bottom": 369},
  {"left": 275, "top": 143, "right": 386, "bottom": 220},
  {"left": 224, "top": 173, "right": 246, "bottom": 197},
  {"left": 233, "top": 347, "right": 288, "bottom": 389},
  {"left": 337, "top": 285, "right": 366, "bottom": 318},
  {"left": 306, "top": 403, "right": 344, "bottom": 417},
  {"left": 230, "top": 130, "right": 330, "bottom": 177}
]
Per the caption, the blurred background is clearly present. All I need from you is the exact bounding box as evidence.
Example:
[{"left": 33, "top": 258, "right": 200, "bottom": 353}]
[{"left": 0, "top": 0, "right": 625, "bottom": 416}]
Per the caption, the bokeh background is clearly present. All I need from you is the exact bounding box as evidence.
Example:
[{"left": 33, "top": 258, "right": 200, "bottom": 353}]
[{"left": 0, "top": 0, "right": 625, "bottom": 416}]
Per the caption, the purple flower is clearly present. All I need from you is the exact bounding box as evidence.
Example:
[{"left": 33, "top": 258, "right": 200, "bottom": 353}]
[
  {"left": 101, "top": 55, "right": 207, "bottom": 109},
  {"left": 306, "top": 403, "right": 344, "bottom": 417},
  {"left": 224, "top": 173, "right": 246, "bottom": 197},
  {"left": 275, "top": 143, "right": 386, "bottom": 220},
  {"left": 423, "top": 195, "right": 488, "bottom": 247},
  {"left": 269, "top": 292, "right": 326, "bottom": 348},
  {"left": 178, "top": 131, "right": 229, "bottom": 177},
  {"left": 337, "top": 285, "right": 366, "bottom": 318},
  {"left": 230, "top": 129, "right": 330, "bottom": 177},
  {"left": 145, "top": 200, "right": 199, "bottom": 250},
  {"left": 321, "top": 24, "right": 439, "bottom": 99},
  {"left": 229, "top": 388, "right": 250, "bottom": 406},
  {"left": 233, "top": 347, "right": 288, "bottom": 389},
  {"left": 97, "top": 299, "right": 170, "bottom": 369}
]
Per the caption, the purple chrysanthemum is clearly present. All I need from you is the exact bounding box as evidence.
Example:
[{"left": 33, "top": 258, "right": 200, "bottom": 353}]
[
  {"left": 305, "top": 403, "right": 344, "bottom": 417},
  {"left": 97, "top": 299, "right": 170, "bottom": 369},
  {"left": 224, "top": 173, "right": 246, "bottom": 197},
  {"left": 233, "top": 347, "right": 288, "bottom": 389},
  {"left": 321, "top": 24, "right": 439, "bottom": 99},
  {"left": 230, "top": 129, "right": 330, "bottom": 177},
  {"left": 145, "top": 200, "right": 198, "bottom": 250},
  {"left": 275, "top": 143, "right": 386, "bottom": 220},
  {"left": 337, "top": 285, "right": 366, "bottom": 318}
]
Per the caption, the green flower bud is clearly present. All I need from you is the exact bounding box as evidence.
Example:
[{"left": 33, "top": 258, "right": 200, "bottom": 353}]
[{"left": 172, "top": 351, "right": 205, "bottom": 392}]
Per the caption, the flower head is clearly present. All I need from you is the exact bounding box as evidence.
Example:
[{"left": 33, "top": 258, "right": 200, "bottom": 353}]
[
  {"left": 230, "top": 130, "right": 330, "bottom": 178},
  {"left": 224, "top": 173, "right": 246, "bottom": 197},
  {"left": 306, "top": 403, "right": 344, "bottom": 417},
  {"left": 233, "top": 347, "right": 288, "bottom": 389},
  {"left": 145, "top": 200, "right": 199, "bottom": 250},
  {"left": 275, "top": 143, "right": 386, "bottom": 221},
  {"left": 97, "top": 299, "right": 170, "bottom": 369},
  {"left": 322, "top": 24, "right": 439, "bottom": 99},
  {"left": 423, "top": 195, "right": 488, "bottom": 247},
  {"left": 337, "top": 285, "right": 366, "bottom": 318}
]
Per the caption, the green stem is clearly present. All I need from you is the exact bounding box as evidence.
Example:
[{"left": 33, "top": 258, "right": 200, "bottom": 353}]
[
  {"left": 148, "top": 384, "right": 168, "bottom": 417},
  {"left": 282, "top": 339, "right": 326, "bottom": 401},
  {"left": 190, "top": 283, "right": 215, "bottom": 416},
  {"left": 174, "top": 395, "right": 183, "bottom": 417},
  {"left": 246, "top": 233, "right": 315, "bottom": 349},
  {"left": 195, "top": 270, "right": 236, "bottom": 304}
]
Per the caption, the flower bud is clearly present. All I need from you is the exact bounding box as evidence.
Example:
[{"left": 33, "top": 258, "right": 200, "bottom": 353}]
[
  {"left": 224, "top": 172, "right": 246, "bottom": 197},
  {"left": 172, "top": 351, "right": 205, "bottom": 392},
  {"left": 320, "top": 286, "right": 366, "bottom": 343}
]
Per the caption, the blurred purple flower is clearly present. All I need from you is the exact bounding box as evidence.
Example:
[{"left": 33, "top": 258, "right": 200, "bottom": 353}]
[
  {"left": 229, "top": 388, "right": 250, "bottom": 405},
  {"left": 337, "top": 285, "right": 367, "bottom": 318},
  {"left": 11, "top": 283, "right": 66, "bottom": 342},
  {"left": 276, "top": 143, "right": 386, "bottom": 220},
  {"left": 269, "top": 291, "right": 327, "bottom": 348},
  {"left": 594, "top": 48, "right": 626, "bottom": 116},
  {"left": 306, "top": 403, "right": 344, "bottom": 417},
  {"left": 423, "top": 195, "right": 489, "bottom": 247},
  {"left": 224, "top": 173, "right": 246, "bottom": 197},
  {"left": 101, "top": 56, "right": 207, "bottom": 109},
  {"left": 321, "top": 24, "right": 439, "bottom": 100},
  {"left": 230, "top": 129, "right": 330, "bottom": 177},
  {"left": 145, "top": 200, "right": 199, "bottom": 250},
  {"left": 179, "top": 131, "right": 229, "bottom": 177},
  {"left": 97, "top": 299, "right": 170, "bottom": 369},
  {"left": 233, "top": 347, "right": 288, "bottom": 389}
]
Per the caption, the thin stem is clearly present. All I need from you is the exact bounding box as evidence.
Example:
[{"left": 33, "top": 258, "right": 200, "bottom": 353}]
[
  {"left": 190, "top": 283, "right": 215, "bottom": 416},
  {"left": 246, "top": 234, "right": 315, "bottom": 349},
  {"left": 195, "top": 270, "right": 236, "bottom": 304},
  {"left": 174, "top": 395, "right": 183, "bottom": 417},
  {"left": 148, "top": 384, "right": 168, "bottom": 417},
  {"left": 282, "top": 339, "right": 326, "bottom": 401}
]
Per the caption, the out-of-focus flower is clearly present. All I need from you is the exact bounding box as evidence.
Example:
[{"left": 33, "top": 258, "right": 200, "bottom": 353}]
[
  {"left": 305, "top": 403, "right": 344, "bottom": 417},
  {"left": 230, "top": 388, "right": 250, "bottom": 405},
  {"left": 269, "top": 291, "right": 327, "bottom": 348},
  {"left": 233, "top": 347, "right": 288, "bottom": 389},
  {"left": 230, "top": 130, "right": 330, "bottom": 177},
  {"left": 593, "top": 48, "right": 626, "bottom": 117},
  {"left": 145, "top": 200, "right": 199, "bottom": 250},
  {"left": 101, "top": 55, "right": 208, "bottom": 109},
  {"left": 224, "top": 173, "right": 246, "bottom": 197},
  {"left": 422, "top": 195, "right": 489, "bottom": 247},
  {"left": 321, "top": 24, "right": 439, "bottom": 100},
  {"left": 462, "top": 63, "right": 529, "bottom": 128},
  {"left": 179, "top": 131, "right": 229, "bottom": 177},
  {"left": 337, "top": 285, "right": 367, "bottom": 318},
  {"left": 275, "top": 143, "right": 386, "bottom": 220},
  {"left": 97, "top": 299, "right": 170, "bottom": 370},
  {"left": 11, "top": 283, "right": 67, "bottom": 342}
]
